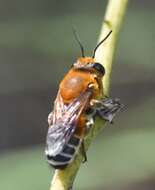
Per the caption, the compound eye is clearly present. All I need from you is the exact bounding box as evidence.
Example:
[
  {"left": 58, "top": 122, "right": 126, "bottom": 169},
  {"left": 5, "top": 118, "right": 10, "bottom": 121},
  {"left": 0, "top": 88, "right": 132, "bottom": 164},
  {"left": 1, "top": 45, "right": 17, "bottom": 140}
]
[{"left": 92, "top": 62, "right": 105, "bottom": 76}]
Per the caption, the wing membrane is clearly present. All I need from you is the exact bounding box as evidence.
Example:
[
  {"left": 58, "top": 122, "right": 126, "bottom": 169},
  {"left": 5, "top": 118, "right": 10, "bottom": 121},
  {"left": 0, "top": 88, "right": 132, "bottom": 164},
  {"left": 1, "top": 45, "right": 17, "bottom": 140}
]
[{"left": 45, "top": 90, "right": 92, "bottom": 156}]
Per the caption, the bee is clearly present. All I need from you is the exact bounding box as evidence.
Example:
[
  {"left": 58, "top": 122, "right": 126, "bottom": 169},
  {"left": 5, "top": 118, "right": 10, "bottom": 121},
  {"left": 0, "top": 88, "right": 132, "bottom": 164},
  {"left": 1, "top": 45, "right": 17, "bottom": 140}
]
[{"left": 45, "top": 30, "right": 122, "bottom": 169}]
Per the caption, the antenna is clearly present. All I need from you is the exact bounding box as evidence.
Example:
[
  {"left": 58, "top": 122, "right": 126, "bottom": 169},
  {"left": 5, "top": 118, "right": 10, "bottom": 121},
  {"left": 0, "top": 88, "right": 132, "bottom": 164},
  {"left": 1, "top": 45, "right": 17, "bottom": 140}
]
[
  {"left": 92, "top": 30, "right": 112, "bottom": 58},
  {"left": 72, "top": 27, "right": 85, "bottom": 57}
]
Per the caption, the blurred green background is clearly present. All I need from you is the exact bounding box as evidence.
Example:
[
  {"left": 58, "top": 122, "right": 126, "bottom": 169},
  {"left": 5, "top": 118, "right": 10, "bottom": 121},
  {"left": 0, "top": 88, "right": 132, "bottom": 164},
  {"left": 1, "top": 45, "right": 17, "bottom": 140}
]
[{"left": 0, "top": 0, "right": 155, "bottom": 190}]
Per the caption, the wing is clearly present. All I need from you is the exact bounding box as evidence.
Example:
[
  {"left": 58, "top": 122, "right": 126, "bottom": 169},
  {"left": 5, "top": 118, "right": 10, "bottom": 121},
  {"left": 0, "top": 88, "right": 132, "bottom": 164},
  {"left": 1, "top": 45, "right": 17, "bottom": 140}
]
[{"left": 45, "top": 90, "right": 92, "bottom": 157}]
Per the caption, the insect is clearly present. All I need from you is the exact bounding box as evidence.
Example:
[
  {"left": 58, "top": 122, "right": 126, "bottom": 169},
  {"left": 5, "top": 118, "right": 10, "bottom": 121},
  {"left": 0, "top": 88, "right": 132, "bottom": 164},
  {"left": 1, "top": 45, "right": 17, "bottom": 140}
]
[{"left": 45, "top": 30, "right": 122, "bottom": 169}]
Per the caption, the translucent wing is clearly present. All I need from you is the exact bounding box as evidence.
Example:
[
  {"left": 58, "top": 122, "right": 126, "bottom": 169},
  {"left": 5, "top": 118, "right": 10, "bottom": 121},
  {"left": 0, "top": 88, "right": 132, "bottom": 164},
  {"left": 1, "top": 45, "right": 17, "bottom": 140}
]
[{"left": 45, "top": 90, "right": 92, "bottom": 157}]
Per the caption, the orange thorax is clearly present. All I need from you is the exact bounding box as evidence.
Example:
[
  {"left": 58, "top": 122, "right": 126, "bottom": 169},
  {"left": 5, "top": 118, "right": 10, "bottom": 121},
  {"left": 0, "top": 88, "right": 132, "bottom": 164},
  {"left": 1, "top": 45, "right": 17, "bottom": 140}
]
[{"left": 59, "top": 69, "right": 99, "bottom": 103}]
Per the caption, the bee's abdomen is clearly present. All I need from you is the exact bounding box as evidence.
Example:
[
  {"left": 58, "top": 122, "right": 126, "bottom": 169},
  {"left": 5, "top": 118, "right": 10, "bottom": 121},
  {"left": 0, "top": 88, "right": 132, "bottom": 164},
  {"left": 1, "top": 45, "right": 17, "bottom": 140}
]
[{"left": 47, "top": 135, "right": 81, "bottom": 169}]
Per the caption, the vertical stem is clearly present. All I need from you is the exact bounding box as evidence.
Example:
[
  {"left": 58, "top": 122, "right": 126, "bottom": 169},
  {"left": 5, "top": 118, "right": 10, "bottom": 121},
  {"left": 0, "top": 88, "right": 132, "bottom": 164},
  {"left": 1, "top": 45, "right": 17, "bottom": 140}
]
[
  {"left": 95, "top": 0, "right": 128, "bottom": 96},
  {"left": 49, "top": 0, "right": 128, "bottom": 189}
]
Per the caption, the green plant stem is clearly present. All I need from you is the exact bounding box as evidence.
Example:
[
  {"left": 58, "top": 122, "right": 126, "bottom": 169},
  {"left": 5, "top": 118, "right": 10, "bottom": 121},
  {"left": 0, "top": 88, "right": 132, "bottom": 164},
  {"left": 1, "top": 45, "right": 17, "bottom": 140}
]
[
  {"left": 49, "top": 0, "right": 128, "bottom": 189},
  {"left": 96, "top": 0, "right": 128, "bottom": 96}
]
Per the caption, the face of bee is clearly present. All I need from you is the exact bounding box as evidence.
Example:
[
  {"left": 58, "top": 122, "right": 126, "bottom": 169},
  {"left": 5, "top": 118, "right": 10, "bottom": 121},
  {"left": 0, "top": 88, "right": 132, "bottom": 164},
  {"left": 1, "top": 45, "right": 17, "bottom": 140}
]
[{"left": 73, "top": 57, "right": 105, "bottom": 77}]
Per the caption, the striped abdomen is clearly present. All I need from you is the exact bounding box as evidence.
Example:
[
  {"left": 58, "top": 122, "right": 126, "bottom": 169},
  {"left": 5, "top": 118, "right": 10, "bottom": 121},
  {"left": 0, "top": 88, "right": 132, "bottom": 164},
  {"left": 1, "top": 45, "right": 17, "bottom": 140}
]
[{"left": 46, "top": 135, "right": 81, "bottom": 169}]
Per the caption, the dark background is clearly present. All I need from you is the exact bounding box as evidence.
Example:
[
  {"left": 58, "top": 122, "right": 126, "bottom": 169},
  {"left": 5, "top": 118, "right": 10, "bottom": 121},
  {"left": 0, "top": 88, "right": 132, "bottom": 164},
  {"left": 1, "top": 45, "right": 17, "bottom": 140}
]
[{"left": 0, "top": 0, "right": 155, "bottom": 190}]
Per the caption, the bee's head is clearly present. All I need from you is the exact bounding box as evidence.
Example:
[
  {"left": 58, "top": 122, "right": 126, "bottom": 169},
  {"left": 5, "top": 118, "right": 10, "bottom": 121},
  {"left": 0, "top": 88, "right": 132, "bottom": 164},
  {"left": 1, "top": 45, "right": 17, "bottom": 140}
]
[
  {"left": 73, "top": 57, "right": 105, "bottom": 76},
  {"left": 72, "top": 28, "right": 112, "bottom": 77}
]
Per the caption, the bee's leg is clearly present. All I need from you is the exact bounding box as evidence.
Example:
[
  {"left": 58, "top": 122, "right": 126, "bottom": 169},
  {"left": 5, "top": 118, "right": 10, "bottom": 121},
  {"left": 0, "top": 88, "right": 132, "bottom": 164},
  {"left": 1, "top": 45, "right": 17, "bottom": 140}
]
[
  {"left": 91, "top": 98, "right": 123, "bottom": 123},
  {"left": 85, "top": 106, "right": 97, "bottom": 133},
  {"left": 81, "top": 140, "right": 87, "bottom": 163},
  {"left": 47, "top": 112, "right": 53, "bottom": 125},
  {"left": 85, "top": 117, "right": 94, "bottom": 134}
]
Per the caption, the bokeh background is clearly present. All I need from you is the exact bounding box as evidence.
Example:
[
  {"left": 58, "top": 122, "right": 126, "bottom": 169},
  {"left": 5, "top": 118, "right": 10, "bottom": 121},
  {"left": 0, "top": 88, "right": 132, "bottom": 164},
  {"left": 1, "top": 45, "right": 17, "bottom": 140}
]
[{"left": 0, "top": 0, "right": 155, "bottom": 190}]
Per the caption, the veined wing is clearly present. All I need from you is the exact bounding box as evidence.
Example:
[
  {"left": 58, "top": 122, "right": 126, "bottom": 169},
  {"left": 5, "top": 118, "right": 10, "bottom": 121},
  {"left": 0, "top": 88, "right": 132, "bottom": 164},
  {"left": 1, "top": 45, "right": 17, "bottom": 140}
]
[{"left": 45, "top": 90, "right": 92, "bottom": 156}]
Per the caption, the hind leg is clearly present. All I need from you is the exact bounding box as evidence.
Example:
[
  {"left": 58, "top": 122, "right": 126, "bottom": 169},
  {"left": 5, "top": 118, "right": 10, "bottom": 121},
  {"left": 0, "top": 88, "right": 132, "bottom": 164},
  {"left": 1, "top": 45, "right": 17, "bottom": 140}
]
[
  {"left": 90, "top": 98, "right": 123, "bottom": 123},
  {"left": 81, "top": 141, "right": 87, "bottom": 163}
]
